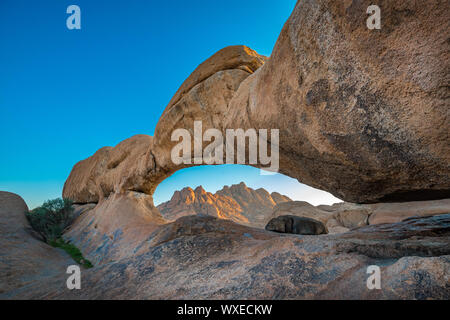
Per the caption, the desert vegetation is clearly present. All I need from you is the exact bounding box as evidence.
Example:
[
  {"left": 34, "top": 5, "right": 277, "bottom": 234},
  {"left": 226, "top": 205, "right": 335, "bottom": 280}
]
[{"left": 26, "top": 198, "right": 92, "bottom": 268}]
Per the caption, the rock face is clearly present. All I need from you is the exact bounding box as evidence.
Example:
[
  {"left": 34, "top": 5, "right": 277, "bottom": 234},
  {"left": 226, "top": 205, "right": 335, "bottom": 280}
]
[
  {"left": 265, "top": 215, "right": 328, "bottom": 235},
  {"left": 368, "top": 199, "right": 450, "bottom": 225},
  {"left": 271, "top": 199, "right": 450, "bottom": 234},
  {"left": 0, "top": 192, "right": 74, "bottom": 299},
  {"left": 2, "top": 192, "right": 449, "bottom": 299},
  {"left": 216, "top": 183, "right": 292, "bottom": 226},
  {"left": 237, "top": 0, "right": 450, "bottom": 203},
  {"left": 327, "top": 199, "right": 450, "bottom": 227},
  {"left": 63, "top": 0, "right": 450, "bottom": 208},
  {"left": 157, "top": 182, "right": 291, "bottom": 227}
]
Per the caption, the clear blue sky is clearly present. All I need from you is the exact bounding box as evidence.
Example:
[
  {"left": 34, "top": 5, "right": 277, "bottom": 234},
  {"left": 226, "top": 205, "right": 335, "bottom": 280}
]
[{"left": 0, "top": 0, "right": 341, "bottom": 208}]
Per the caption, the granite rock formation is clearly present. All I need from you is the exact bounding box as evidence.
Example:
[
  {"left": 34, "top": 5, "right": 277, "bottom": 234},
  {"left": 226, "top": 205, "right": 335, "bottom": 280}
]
[
  {"left": 3, "top": 0, "right": 450, "bottom": 300},
  {"left": 235, "top": 0, "right": 450, "bottom": 203},
  {"left": 63, "top": 0, "right": 450, "bottom": 207}
]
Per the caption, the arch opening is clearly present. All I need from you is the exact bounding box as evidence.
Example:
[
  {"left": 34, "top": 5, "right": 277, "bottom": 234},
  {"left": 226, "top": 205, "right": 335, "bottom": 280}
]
[{"left": 153, "top": 164, "right": 342, "bottom": 227}]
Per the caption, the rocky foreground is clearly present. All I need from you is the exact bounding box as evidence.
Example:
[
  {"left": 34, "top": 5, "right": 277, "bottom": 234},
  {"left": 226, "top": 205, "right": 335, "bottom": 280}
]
[
  {"left": 2, "top": 0, "right": 449, "bottom": 300},
  {"left": 1, "top": 191, "right": 449, "bottom": 299}
]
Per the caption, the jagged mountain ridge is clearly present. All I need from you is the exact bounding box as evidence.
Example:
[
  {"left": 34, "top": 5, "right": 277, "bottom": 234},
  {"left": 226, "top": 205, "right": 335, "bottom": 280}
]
[{"left": 157, "top": 182, "right": 291, "bottom": 227}]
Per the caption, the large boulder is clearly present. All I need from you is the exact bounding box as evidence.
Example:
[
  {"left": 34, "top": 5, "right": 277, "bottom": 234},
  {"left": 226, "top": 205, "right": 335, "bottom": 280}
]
[
  {"left": 64, "top": 191, "right": 167, "bottom": 264},
  {"left": 265, "top": 215, "right": 328, "bottom": 235},
  {"left": 227, "top": 0, "right": 450, "bottom": 203},
  {"left": 269, "top": 201, "right": 334, "bottom": 224},
  {"left": 63, "top": 135, "right": 156, "bottom": 203}
]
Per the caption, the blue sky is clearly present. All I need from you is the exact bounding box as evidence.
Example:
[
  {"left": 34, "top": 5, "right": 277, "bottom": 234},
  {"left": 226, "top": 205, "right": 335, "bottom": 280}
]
[{"left": 0, "top": 0, "right": 341, "bottom": 208}]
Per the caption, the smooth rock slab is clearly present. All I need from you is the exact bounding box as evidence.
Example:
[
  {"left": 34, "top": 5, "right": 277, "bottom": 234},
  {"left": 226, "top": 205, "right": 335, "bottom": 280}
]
[{"left": 1, "top": 192, "right": 449, "bottom": 299}]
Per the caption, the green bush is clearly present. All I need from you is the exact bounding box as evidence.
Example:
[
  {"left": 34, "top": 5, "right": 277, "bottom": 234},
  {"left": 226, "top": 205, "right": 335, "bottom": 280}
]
[
  {"left": 49, "top": 238, "right": 93, "bottom": 269},
  {"left": 26, "top": 198, "right": 93, "bottom": 268},
  {"left": 26, "top": 198, "right": 75, "bottom": 243}
]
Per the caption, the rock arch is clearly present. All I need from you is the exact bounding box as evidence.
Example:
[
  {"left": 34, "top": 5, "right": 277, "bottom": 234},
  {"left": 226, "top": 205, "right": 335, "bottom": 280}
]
[{"left": 63, "top": 0, "right": 450, "bottom": 214}]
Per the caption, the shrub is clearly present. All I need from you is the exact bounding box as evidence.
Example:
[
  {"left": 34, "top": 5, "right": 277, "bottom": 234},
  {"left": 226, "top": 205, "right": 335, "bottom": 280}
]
[
  {"left": 49, "top": 238, "right": 93, "bottom": 268},
  {"left": 26, "top": 198, "right": 93, "bottom": 268},
  {"left": 26, "top": 198, "right": 75, "bottom": 243}
]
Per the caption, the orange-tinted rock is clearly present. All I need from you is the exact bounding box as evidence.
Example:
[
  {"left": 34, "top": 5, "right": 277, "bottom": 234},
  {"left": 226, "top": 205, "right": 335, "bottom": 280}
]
[
  {"left": 158, "top": 186, "right": 249, "bottom": 224},
  {"left": 161, "top": 45, "right": 267, "bottom": 119},
  {"left": 63, "top": 135, "right": 156, "bottom": 203},
  {"left": 158, "top": 182, "right": 291, "bottom": 227},
  {"left": 63, "top": 46, "right": 265, "bottom": 204}
]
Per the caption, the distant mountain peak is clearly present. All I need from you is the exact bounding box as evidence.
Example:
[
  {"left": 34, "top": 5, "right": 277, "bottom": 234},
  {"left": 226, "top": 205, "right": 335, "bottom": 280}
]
[
  {"left": 158, "top": 183, "right": 291, "bottom": 227},
  {"left": 194, "top": 185, "right": 207, "bottom": 194}
]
